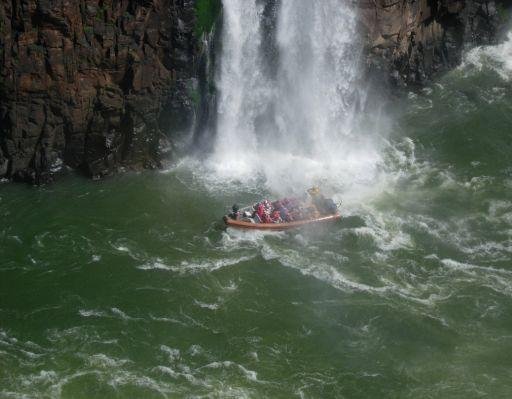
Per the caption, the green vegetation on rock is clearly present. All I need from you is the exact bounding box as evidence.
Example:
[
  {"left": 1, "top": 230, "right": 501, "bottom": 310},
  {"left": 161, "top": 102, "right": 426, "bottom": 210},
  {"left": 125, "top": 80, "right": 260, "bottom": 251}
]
[{"left": 195, "top": 0, "right": 221, "bottom": 37}]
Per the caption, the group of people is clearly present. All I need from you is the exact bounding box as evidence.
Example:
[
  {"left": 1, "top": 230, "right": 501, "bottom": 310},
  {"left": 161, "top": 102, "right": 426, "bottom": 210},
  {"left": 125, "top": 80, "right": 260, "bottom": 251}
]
[
  {"left": 228, "top": 188, "right": 338, "bottom": 224},
  {"left": 253, "top": 198, "right": 303, "bottom": 223}
]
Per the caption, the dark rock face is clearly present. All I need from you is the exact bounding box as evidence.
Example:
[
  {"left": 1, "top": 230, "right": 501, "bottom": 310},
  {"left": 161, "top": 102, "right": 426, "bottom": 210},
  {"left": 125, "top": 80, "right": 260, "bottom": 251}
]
[
  {"left": 0, "top": 0, "right": 199, "bottom": 183},
  {"left": 0, "top": 0, "right": 508, "bottom": 184},
  {"left": 359, "top": 0, "right": 511, "bottom": 86}
]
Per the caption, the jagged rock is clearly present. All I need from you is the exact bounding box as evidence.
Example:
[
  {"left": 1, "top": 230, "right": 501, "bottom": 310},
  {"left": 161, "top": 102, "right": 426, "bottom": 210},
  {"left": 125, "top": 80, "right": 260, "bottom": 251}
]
[
  {"left": 0, "top": 0, "right": 200, "bottom": 183},
  {"left": 1, "top": 0, "right": 507, "bottom": 184},
  {"left": 358, "top": 0, "right": 511, "bottom": 86}
]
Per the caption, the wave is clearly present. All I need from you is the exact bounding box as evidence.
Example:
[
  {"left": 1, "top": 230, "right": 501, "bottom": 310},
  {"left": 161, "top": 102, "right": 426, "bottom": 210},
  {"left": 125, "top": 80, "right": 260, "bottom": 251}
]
[
  {"left": 138, "top": 255, "right": 256, "bottom": 275},
  {"left": 199, "top": 361, "right": 260, "bottom": 382},
  {"left": 78, "top": 308, "right": 141, "bottom": 322},
  {"left": 460, "top": 31, "right": 512, "bottom": 80}
]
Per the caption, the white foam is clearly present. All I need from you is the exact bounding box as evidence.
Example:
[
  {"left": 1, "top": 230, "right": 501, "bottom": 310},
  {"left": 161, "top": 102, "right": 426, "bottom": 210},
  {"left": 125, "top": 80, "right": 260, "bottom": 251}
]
[
  {"left": 194, "top": 300, "right": 221, "bottom": 310},
  {"left": 110, "top": 241, "right": 143, "bottom": 260},
  {"left": 188, "top": 344, "right": 204, "bottom": 357},
  {"left": 137, "top": 259, "right": 172, "bottom": 271},
  {"left": 160, "top": 345, "right": 181, "bottom": 362},
  {"left": 200, "top": 361, "right": 260, "bottom": 382},
  {"left": 19, "top": 349, "right": 42, "bottom": 359},
  {"left": 441, "top": 258, "right": 512, "bottom": 276},
  {"left": 138, "top": 252, "right": 255, "bottom": 275},
  {"left": 460, "top": 31, "right": 512, "bottom": 80},
  {"left": 110, "top": 307, "right": 140, "bottom": 321},
  {"left": 153, "top": 366, "right": 209, "bottom": 387},
  {"left": 108, "top": 373, "right": 168, "bottom": 394},
  {"left": 172, "top": 255, "right": 256, "bottom": 275},
  {"left": 78, "top": 309, "right": 108, "bottom": 318},
  {"left": 221, "top": 280, "right": 238, "bottom": 292},
  {"left": 88, "top": 353, "right": 131, "bottom": 368},
  {"left": 21, "top": 370, "right": 58, "bottom": 386}
]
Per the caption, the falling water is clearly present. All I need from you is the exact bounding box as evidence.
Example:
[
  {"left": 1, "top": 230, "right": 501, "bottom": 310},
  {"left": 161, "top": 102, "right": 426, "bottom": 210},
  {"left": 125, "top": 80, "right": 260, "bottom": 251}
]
[
  {"left": 211, "top": 0, "right": 274, "bottom": 177},
  {"left": 210, "top": 0, "right": 384, "bottom": 195}
]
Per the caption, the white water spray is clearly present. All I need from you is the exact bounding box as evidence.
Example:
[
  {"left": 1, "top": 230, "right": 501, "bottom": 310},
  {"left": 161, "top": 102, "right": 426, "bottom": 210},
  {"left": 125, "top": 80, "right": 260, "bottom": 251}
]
[
  {"left": 209, "top": 0, "right": 387, "bottom": 196},
  {"left": 461, "top": 31, "right": 512, "bottom": 80}
]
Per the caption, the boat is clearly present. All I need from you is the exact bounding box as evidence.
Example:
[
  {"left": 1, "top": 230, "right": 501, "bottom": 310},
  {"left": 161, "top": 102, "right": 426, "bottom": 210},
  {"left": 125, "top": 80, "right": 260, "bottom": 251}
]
[
  {"left": 223, "top": 194, "right": 341, "bottom": 230},
  {"left": 223, "top": 212, "right": 341, "bottom": 230}
]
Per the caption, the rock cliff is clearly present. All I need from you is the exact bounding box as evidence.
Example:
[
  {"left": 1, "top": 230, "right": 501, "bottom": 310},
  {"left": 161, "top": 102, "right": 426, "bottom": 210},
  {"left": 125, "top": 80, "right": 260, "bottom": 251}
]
[
  {"left": 0, "top": 0, "right": 509, "bottom": 183},
  {"left": 0, "top": 0, "right": 201, "bottom": 183},
  {"left": 359, "top": 0, "right": 511, "bottom": 86}
]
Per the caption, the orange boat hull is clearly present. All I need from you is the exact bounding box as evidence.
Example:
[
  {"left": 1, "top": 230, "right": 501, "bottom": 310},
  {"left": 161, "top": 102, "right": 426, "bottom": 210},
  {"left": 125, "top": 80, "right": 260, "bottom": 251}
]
[{"left": 223, "top": 213, "right": 341, "bottom": 230}]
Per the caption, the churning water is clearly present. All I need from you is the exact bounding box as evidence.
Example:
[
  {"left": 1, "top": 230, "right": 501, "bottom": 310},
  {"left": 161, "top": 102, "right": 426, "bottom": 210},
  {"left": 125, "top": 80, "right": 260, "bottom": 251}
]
[{"left": 1, "top": 2, "right": 512, "bottom": 398}]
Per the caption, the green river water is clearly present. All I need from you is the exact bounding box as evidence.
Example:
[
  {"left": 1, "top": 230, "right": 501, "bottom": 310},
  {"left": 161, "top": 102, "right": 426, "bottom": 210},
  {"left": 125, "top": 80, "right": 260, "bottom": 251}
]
[{"left": 1, "top": 40, "right": 512, "bottom": 398}]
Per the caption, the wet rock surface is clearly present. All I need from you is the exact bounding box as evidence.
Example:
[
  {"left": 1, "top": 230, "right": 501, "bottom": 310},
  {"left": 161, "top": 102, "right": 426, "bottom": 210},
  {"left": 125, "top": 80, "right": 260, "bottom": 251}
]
[
  {"left": 359, "top": 0, "right": 511, "bottom": 87},
  {"left": 0, "top": 0, "right": 509, "bottom": 183},
  {"left": 0, "top": 0, "right": 199, "bottom": 183}
]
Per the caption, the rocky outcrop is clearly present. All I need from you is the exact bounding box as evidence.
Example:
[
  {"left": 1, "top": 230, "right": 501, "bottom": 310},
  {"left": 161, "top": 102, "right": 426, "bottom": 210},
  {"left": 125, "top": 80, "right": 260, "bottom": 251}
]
[
  {"left": 0, "top": 0, "right": 201, "bottom": 183},
  {"left": 359, "top": 0, "right": 511, "bottom": 86},
  {"left": 0, "top": 0, "right": 508, "bottom": 184}
]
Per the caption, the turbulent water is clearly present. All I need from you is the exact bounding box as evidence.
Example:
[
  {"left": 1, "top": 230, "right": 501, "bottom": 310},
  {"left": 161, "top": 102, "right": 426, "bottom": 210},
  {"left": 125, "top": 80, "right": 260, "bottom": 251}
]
[{"left": 2, "top": 2, "right": 512, "bottom": 399}]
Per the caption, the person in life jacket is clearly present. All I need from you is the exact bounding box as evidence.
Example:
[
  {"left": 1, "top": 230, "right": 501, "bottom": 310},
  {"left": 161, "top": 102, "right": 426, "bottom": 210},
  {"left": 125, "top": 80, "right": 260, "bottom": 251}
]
[
  {"left": 274, "top": 200, "right": 292, "bottom": 222},
  {"left": 271, "top": 209, "right": 282, "bottom": 223},
  {"left": 229, "top": 204, "right": 240, "bottom": 220},
  {"left": 255, "top": 203, "right": 265, "bottom": 221},
  {"left": 307, "top": 187, "right": 337, "bottom": 215},
  {"left": 307, "top": 186, "right": 321, "bottom": 196},
  {"left": 255, "top": 202, "right": 271, "bottom": 223}
]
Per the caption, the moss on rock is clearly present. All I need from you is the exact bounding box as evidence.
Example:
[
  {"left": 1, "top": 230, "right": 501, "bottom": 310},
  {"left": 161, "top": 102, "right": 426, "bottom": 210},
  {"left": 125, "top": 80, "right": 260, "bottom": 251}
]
[{"left": 195, "top": 0, "right": 221, "bottom": 37}]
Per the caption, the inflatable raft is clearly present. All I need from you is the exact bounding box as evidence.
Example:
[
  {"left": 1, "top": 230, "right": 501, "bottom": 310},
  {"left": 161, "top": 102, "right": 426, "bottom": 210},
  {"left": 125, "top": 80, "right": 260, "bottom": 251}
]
[{"left": 223, "top": 212, "right": 341, "bottom": 230}]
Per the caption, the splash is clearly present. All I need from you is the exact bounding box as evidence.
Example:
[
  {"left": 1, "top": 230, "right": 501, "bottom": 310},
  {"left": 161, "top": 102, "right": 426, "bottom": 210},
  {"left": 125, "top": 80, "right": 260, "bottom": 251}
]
[
  {"left": 208, "top": 0, "right": 386, "bottom": 196},
  {"left": 460, "top": 31, "right": 512, "bottom": 80}
]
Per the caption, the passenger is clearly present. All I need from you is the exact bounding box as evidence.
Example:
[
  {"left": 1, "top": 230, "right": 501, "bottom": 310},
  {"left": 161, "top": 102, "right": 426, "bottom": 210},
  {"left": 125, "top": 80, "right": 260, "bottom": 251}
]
[
  {"left": 263, "top": 200, "right": 272, "bottom": 215},
  {"left": 306, "top": 187, "right": 337, "bottom": 215},
  {"left": 312, "top": 194, "right": 337, "bottom": 215},
  {"left": 322, "top": 198, "right": 338, "bottom": 214},
  {"left": 229, "top": 204, "right": 240, "bottom": 220},
  {"left": 256, "top": 203, "right": 266, "bottom": 221},
  {"left": 307, "top": 186, "right": 321, "bottom": 196},
  {"left": 261, "top": 213, "right": 272, "bottom": 223},
  {"left": 283, "top": 197, "right": 294, "bottom": 208},
  {"left": 256, "top": 202, "right": 272, "bottom": 223},
  {"left": 271, "top": 209, "right": 282, "bottom": 223},
  {"left": 275, "top": 201, "right": 292, "bottom": 222},
  {"left": 287, "top": 197, "right": 302, "bottom": 212}
]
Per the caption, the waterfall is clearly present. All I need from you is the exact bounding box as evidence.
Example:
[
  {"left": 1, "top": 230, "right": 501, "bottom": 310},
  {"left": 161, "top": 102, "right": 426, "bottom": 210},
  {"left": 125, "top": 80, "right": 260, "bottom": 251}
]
[
  {"left": 211, "top": 0, "right": 273, "bottom": 174},
  {"left": 210, "top": 0, "right": 383, "bottom": 194},
  {"left": 275, "top": 0, "right": 361, "bottom": 159}
]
